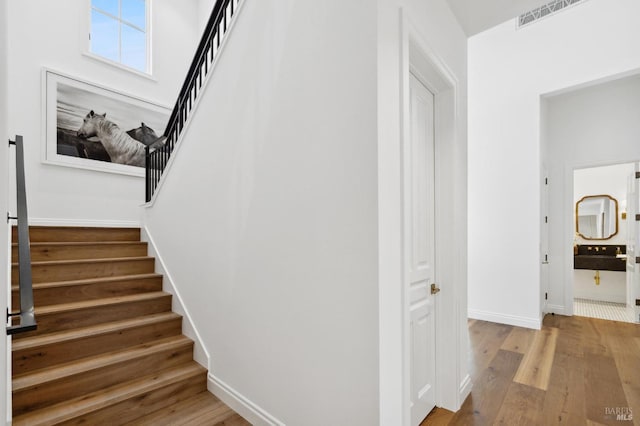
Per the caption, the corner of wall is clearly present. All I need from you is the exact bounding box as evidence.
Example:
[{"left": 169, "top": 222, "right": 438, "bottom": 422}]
[
  {"left": 140, "top": 226, "right": 209, "bottom": 368},
  {"left": 458, "top": 374, "right": 472, "bottom": 407}
]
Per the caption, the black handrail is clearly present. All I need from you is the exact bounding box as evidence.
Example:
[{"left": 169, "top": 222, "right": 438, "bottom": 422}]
[
  {"left": 145, "top": 0, "right": 240, "bottom": 202},
  {"left": 7, "top": 135, "right": 37, "bottom": 335}
]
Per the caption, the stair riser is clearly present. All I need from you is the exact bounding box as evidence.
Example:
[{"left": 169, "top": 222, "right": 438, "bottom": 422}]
[
  {"left": 12, "top": 243, "right": 148, "bottom": 262},
  {"left": 13, "top": 342, "right": 195, "bottom": 415},
  {"left": 12, "top": 276, "right": 163, "bottom": 307},
  {"left": 57, "top": 372, "right": 207, "bottom": 426},
  {"left": 13, "top": 295, "right": 172, "bottom": 339},
  {"left": 13, "top": 317, "right": 182, "bottom": 375},
  {"left": 12, "top": 258, "right": 155, "bottom": 285},
  {"left": 13, "top": 227, "right": 141, "bottom": 243}
]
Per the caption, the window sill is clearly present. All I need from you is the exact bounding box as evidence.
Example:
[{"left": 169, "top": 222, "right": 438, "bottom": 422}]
[{"left": 82, "top": 52, "right": 157, "bottom": 82}]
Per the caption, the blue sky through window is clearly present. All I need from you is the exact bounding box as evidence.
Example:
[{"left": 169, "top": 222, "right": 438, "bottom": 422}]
[{"left": 91, "top": 0, "right": 148, "bottom": 72}]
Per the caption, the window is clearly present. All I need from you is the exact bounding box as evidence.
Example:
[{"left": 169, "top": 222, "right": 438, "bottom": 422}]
[{"left": 90, "top": 0, "right": 149, "bottom": 73}]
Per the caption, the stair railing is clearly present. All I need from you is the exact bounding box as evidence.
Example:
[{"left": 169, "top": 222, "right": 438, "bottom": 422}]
[
  {"left": 7, "top": 135, "right": 37, "bottom": 335},
  {"left": 145, "top": 0, "right": 241, "bottom": 202}
]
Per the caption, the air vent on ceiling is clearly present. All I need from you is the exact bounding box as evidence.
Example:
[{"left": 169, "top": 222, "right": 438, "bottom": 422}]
[{"left": 518, "top": 0, "right": 585, "bottom": 28}]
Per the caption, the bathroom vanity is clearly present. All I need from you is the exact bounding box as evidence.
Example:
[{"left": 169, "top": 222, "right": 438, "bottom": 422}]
[{"left": 574, "top": 194, "right": 626, "bottom": 303}]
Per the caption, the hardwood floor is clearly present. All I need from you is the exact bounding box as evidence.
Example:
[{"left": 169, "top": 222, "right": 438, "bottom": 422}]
[{"left": 421, "top": 314, "right": 640, "bottom": 425}]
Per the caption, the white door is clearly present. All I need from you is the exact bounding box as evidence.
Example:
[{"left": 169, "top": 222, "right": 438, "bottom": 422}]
[{"left": 406, "top": 73, "right": 437, "bottom": 425}]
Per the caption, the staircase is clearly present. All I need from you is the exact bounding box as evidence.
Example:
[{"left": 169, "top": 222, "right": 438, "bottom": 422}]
[{"left": 10, "top": 226, "right": 249, "bottom": 425}]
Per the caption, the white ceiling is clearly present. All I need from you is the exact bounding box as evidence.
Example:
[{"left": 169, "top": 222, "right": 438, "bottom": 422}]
[{"left": 446, "top": 0, "right": 551, "bottom": 36}]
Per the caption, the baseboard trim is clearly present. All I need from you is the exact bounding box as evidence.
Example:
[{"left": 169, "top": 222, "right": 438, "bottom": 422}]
[
  {"left": 468, "top": 309, "right": 541, "bottom": 330},
  {"left": 27, "top": 218, "right": 140, "bottom": 228},
  {"left": 546, "top": 303, "right": 568, "bottom": 316},
  {"left": 458, "top": 374, "right": 472, "bottom": 407},
  {"left": 208, "top": 373, "right": 284, "bottom": 426},
  {"left": 141, "top": 226, "right": 210, "bottom": 368}
]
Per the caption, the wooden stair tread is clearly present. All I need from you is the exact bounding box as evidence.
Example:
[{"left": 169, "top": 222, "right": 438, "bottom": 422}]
[
  {"left": 34, "top": 291, "right": 169, "bottom": 315},
  {"left": 12, "top": 273, "right": 162, "bottom": 291},
  {"left": 13, "top": 335, "right": 193, "bottom": 391},
  {"left": 12, "top": 312, "right": 181, "bottom": 351},
  {"left": 12, "top": 241, "right": 150, "bottom": 262},
  {"left": 12, "top": 256, "right": 153, "bottom": 267},
  {"left": 13, "top": 241, "right": 147, "bottom": 247},
  {"left": 129, "top": 391, "right": 250, "bottom": 425},
  {"left": 14, "top": 226, "right": 141, "bottom": 243},
  {"left": 12, "top": 362, "right": 206, "bottom": 425}
]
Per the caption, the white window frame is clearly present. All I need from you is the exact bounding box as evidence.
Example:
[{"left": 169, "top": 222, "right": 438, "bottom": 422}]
[{"left": 86, "top": 0, "right": 153, "bottom": 76}]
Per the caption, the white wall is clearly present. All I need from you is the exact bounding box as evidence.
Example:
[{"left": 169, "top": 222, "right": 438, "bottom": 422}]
[
  {"left": 545, "top": 75, "right": 640, "bottom": 313},
  {"left": 198, "top": 0, "right": 216, "bottom": 32},
  {"left": 468, "top": 0, "right": 640, "bottom": 327},
  {"left": 377, "top": 0, "right": 469, "bottom": 420},
  {"left": 1, "top": 0, "right": 9, "bottom": 421},
  {"left": 144, "top": 1, "right": 379, "bottom": 424},
  {"left": 6, "top": 0, "right": 199, "bottom": 225}
]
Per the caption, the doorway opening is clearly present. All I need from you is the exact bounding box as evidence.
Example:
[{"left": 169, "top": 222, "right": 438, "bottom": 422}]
[{"left": 572, "top": 162, "right": 637, "bottom": 323}]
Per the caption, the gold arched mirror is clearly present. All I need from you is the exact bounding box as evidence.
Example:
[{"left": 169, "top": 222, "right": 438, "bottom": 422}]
[{"left": 575, "top": 194, "right": 618, "bottom": 240}]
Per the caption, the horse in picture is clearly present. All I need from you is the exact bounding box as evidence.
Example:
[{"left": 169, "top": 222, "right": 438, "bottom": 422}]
[
  {"left": 127, "top": 122, "right": 167, "bottom": 150},
  {"left": 77, "top": 110, "right": 146, "bottom": 167},
  {"left": 127, "top": 122, "right": 158, "bottom": 145}
]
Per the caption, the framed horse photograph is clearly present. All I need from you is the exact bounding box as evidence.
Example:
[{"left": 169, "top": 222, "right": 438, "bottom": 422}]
[{"left": 42, "top": 68, "right": 170, "bottom": 177}]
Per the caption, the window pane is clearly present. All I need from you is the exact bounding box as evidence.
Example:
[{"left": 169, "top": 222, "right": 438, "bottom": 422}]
[
  {"left": 121, "top": 25, "right": 146, "bottom": 72},
  {"left": 121, "top": 0, "right": 146, "bottom": 30},
  {"left": 92, "top": 0, "right": 118, "bottom": 16},
  {"left": 91, "top": 10, "right": 119, "bottom": 62}
]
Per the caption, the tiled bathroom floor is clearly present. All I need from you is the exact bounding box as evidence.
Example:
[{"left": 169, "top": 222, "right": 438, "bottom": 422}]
[{"left": 573, "top": 298, "right": 634, "bottom": 323}]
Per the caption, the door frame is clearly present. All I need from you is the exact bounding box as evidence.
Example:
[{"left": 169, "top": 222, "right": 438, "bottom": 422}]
[{"left": 399, "top": 11, "right": 469, "bottom": 420}]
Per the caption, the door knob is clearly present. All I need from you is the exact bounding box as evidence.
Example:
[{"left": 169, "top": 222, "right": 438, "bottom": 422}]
[{"left": 430, "top": 283, "right": 441, "bottom": 295}]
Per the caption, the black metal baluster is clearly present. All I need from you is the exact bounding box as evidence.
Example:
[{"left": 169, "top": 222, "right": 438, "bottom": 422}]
[{"left": 147, "top": 0, "right": 240, "bottom": 201}]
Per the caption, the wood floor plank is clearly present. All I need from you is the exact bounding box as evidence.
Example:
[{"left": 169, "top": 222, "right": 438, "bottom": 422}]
[
  {"left": 494, "top": 382, "right": 546, "bottom": 425},
  {"left": 607, "top": 334, "right": 640, "bottom": 426},
  {"left": 128, "top": 391, "right": 250, "bottom": 426},
  {"left": 215, "top": 413, "right": 252, "bottom": 426},
  {"left": 449, "top": 349, "right": 523, "bottom": 425},
  {"left": 513, "top": 326, "right": 558, "bottom": 390},
  {"left": 500, "top": 326, "right": 535, "bottom": 354},
  {"left": 552, "top": 316, "right": 584, "bottom": 359},
  {"left": 586, "top": 420, "right": 608, "bottom": 426},
  {"left": 540, "top": 349, "right": 586, "bottom": 425},
  {"left": 584, "top": 352, "right": 630, "bottom": 425},
  {"left": 581, "top": 318, "right": 613, "bottom": 357},
  {"left": 468, "top": 320, "right": 513, "bottom": 379},
  {"left": 420, "top": 407, "right": 454, "bottom": 425}
]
